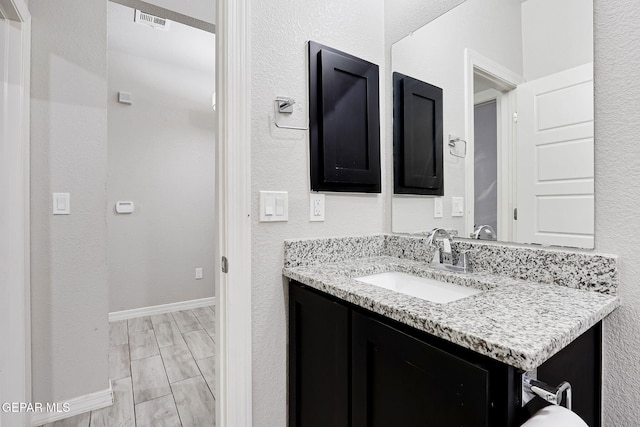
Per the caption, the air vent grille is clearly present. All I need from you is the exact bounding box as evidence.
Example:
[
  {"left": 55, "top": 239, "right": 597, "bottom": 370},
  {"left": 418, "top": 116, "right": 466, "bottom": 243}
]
[{"left": 134, "top": 10, "right": 170, "bottom": 31}]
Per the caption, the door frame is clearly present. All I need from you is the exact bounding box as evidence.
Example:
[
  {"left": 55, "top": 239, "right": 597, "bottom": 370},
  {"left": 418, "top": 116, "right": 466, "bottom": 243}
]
[
  {"left": 215, "top": 0, "right": 253, "bottom": 425},
  {"left": 0, "top": 0, "right": 31, "bottom": 426},
  {"left": 463, "top": 49, "right": 521, "bottom": 240},
  {"left": 1, "top": 0, "right": 253, "bottom": 423}
]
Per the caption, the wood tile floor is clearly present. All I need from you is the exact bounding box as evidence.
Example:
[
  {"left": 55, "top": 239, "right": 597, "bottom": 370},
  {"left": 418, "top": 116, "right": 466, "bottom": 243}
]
[{"left": 40, "top": 306, "right": 216, "bottom": 427}]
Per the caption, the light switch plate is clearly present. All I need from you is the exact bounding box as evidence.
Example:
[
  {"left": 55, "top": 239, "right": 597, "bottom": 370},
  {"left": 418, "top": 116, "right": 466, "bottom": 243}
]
[
  {"left": 118, "top": 91, "right": 132, "bottom": 105},
  {"left": 259, "top": 191, "right": 288, "bottom": 222},
  {"left": 195, "top": 268, "right": 203, "bottom": 280},
  {"left": 309, "top": 193, "right": 325, "bottom": 222},
  {"left": 53, "top": 193, "right": 70, "bottom": 215},
  {"left": 452, "top": 196, "right": 464, "bottom": 217},
  {"left": 433, "top": 197, "right": 443, "bottom": 218}
]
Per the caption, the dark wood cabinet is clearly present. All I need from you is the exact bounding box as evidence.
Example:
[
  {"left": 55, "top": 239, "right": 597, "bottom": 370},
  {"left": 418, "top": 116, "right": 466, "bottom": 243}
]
[
  {"left": 352, "top": 311, "right": 490, "bottom": 427},
  {"left": 393, "top": 72, "right": 444, "bottom": 195},
  {"left": 309, "top": 41, "right": 381, "bottom": 193},
  {"left": 288, "top": 281, "right": 601, "bottom": 427},
  {"left": 524, "top": 325, "right": 602, "bottom": 427},
  {"left": 289, "top": 282, "right": 349, "bottom": 427}
]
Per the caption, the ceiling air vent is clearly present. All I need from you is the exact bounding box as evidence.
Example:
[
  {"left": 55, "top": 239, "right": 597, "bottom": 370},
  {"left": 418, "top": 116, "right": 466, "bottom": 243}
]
[{"left": 134, "top": 10, "right": 170, "bottom": 31}]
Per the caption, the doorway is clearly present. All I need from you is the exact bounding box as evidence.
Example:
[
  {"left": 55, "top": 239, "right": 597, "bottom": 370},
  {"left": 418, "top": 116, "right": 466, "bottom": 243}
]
[
  {"left": 99, "top": 2, "right": 218, "bottom": 424},
  {"left": 473, "top": 99, "right": 498, "bottom": 237},
  {"left": 464, "top": 49, "right": 521, "bottom": 241},
  {"left": 4, "top": 0, "right": 253, "bottom": 424}
]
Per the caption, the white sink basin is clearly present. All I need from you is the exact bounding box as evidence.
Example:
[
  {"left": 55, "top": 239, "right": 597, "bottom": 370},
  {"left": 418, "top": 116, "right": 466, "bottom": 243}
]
[{"left": 355, "top": 271, "right": 482, "bottom": 304}]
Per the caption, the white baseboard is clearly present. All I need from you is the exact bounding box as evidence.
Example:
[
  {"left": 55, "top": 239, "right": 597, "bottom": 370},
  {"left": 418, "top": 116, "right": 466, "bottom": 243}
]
[
  {"left": 109, "top": 297, "right": 216, "bottom": 322},
  {"left": 31, "top": 384, "right": 113, "bottom": 426}
]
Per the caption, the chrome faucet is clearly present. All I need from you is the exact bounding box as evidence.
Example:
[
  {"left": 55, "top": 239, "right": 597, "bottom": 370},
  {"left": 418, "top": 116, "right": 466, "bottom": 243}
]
[
  {"left": 470, "top": 224, "right": 497, "bottom": 241},
  {"left": 426, "top": 228, "right": 474, "bottom": 273}
]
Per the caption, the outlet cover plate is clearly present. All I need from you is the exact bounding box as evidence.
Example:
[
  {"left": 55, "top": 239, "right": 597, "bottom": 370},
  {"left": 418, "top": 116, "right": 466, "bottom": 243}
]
[
  {"left": 310, "top": 193, "right": 325, "bottom": 222},
  {"left": 452, "top": 197, "right": 464, "bottom": 217},
  {"left": 433, "top": 197, "right": 443, "bottom": 218}
]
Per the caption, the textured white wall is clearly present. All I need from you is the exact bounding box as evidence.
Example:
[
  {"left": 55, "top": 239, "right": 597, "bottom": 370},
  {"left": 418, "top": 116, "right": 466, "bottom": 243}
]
[
  {"left": 521, "top": 0, "right": 593, "bottom": 81},
  {"left": 107, "top": 2, "right": 216, "bottom": 312},
  {"left": 595, "top": 0, "right": 640, "bottom": 424},
  {"left": 390, "top": 0, "right": 523, "bottom": 235},
  {"left": 250, "top": 1, "right": 386, "bottom": 424},
  {"left": 30, "top": 0, "right": 110, "bottom": 402}
]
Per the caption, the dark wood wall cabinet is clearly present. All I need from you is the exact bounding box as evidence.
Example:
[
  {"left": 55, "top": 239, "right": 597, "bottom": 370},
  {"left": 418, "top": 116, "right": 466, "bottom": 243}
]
[
  {"left": 308, "top": 41, "right": 381, "bottom": 193},
  {"left": 289, "top": 281, "right": 602, "bottom": 427},
  {"left": 393, "top": 72, "right": 444, "bottom": 195}
]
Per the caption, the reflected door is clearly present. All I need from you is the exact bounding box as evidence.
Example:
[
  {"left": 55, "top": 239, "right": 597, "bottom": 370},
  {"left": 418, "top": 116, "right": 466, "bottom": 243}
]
[{"left": 516, "top": 63, "right": 594, "bottom": 248}]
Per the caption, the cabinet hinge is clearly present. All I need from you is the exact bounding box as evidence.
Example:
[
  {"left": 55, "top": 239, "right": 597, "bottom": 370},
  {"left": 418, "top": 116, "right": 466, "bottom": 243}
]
[
  {"left": 513, "top": 208, "right": 518, "bottom": 221},
  {"left": 513, "top": 112, "right": 518, "bottom": 123},
  {"left": 221, "top": 256, "right": 229, "bottom": 273}
]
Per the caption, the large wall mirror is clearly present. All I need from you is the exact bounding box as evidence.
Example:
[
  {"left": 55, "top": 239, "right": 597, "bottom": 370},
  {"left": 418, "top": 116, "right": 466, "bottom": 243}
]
[{"left": 390, "top": 0, "right": 594, "bottom": 249}]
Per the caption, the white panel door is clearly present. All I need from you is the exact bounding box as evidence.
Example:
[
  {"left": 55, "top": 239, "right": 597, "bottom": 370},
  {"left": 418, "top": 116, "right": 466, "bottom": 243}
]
[{"left": 516, "top": 63, "right": 594, "bottom": 248}]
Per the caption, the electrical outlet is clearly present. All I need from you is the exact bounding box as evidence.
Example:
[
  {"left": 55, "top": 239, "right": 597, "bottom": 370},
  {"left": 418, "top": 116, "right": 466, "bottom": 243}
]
[
  {"left": 310, "top": 193, "right": 325, "bottom": 222},
  {"left": 433, "top": 197, "right": 443, "bottom": 218},
  {"left": 195, "top": 268, "right": 203, "bottom": 280},
  {"left": 451, "top": 197, "right": 464, "bottom": 217}
]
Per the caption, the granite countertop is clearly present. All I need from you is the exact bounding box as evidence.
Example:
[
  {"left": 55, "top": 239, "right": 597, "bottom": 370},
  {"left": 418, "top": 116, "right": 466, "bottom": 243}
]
[{"left": 283, "top": 256, "right": 620, "bottom": 371}]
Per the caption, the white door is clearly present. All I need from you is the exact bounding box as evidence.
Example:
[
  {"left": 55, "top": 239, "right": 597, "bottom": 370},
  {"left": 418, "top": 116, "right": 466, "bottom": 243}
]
[{"left": 516, "top": 63, "right": 594, "bottom": 248}]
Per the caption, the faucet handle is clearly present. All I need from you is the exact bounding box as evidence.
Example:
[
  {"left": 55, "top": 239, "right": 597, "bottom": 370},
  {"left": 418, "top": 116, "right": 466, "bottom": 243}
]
[
  {"left": 457, "top": 249, "right": 479, "bottom": 272},
  {"left": 431, "top": 247, "right": 441, "bottom": 265}
]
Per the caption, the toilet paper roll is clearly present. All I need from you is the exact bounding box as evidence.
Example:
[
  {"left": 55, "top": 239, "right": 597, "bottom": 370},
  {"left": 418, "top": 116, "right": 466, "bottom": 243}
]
[{"left": 521, "top": 405, "right": 588, "bottom": 427}]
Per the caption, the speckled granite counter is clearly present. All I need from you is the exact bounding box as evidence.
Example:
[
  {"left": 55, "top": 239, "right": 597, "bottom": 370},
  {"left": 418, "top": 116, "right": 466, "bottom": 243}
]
[{"left": 283, "top": 255, "right": 620, "bottom": 371}]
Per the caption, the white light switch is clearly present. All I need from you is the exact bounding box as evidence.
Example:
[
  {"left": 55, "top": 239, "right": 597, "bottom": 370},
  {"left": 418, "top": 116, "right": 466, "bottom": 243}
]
[
  {"left": 451, "top": 197, "right": 464, "bottom": 217},
  {"left": 259, "top": 191, "right": 288, "bottom": 222},
  {"left": 276, "top": 197, "right": 285, "bottom": 216},
  {"left": 53, "top": 193, "right": 70, "bottom": 215},
  {"left": 195, "top": 268, "right": 203, "bottom": 279},
  {"left": 309, "top": 193, "right": 325, "bottom": 222},
  {"left": 433, "top": 197, "right": 443, "bottom": 218},
  {"left": 115, "top": 201, "right": 135, "bottom": 214},
  {"left": 118, "top": 92, "right": 133, "bottom": 105},
  {"left": 265, "top": 196, "right": 275, "bottom": 216}
]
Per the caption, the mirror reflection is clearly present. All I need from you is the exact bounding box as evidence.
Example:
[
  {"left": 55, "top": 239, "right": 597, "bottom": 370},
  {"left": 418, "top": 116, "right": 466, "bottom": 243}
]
[{"left": 391, "top": 0, "right": 594, "bottom": 249}]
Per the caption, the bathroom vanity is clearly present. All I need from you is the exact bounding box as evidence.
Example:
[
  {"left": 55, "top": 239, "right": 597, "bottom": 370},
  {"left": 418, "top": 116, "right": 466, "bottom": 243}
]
[{"left": 283, "top": 235, "right": 619, "bottom": 427}]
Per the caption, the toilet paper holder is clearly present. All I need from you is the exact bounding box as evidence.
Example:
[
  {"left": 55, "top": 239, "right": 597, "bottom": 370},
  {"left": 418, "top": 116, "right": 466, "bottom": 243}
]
[{"left": 523, "top": 374, "right": 573, "bottom": 410}]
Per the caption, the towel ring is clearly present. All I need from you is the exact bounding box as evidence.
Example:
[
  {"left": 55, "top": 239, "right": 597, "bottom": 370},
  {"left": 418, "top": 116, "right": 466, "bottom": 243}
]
[
  {"left": 448, "top": 135, "right": 467, "bottom": 158},
  {"left": 273, "top": 97, "right": 309, "bottom": 131}
]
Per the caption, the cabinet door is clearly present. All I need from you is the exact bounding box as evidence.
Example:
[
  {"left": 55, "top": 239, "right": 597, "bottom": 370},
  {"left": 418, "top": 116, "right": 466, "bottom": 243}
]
[
  {"left": 309, "top": 41, "right": 381, "bottom": 193},
  {"left": 289, "top": 283, "right": 349, "bottom": 427},
  {"left": 393, "top": 72, "right": 444, "bottom": 195},
  {"left": 352, "top": 312, "right": 489, "bottom": 427}
]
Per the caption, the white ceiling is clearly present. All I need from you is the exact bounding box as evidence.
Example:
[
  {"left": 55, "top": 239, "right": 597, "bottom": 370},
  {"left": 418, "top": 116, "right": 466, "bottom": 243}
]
[
  {"left": 144, "top": 0, "right": 215, "bottom": 25},
  {"left": 108, "top": 2, "right": 215, "bottom": 75}
]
